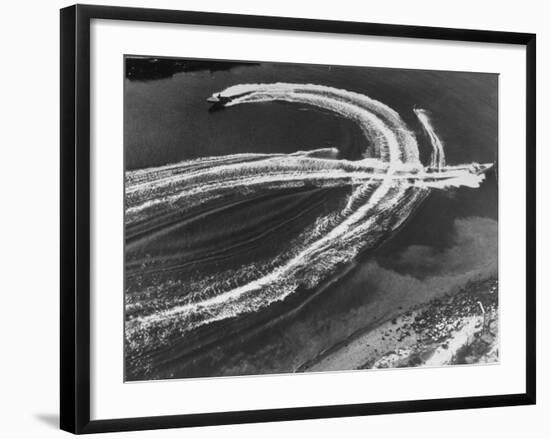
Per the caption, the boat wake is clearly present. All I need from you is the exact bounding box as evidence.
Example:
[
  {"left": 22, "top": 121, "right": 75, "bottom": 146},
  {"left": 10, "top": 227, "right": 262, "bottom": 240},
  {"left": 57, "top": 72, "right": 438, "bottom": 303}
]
[{"left": 125, "top": 83, "right": 491, "bottom": 376}]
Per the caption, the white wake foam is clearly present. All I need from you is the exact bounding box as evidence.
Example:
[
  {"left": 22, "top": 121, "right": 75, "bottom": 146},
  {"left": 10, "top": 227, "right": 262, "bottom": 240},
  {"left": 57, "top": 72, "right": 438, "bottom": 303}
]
[{"left": 126, "top": 83, "right": 488, "bottom": 339}]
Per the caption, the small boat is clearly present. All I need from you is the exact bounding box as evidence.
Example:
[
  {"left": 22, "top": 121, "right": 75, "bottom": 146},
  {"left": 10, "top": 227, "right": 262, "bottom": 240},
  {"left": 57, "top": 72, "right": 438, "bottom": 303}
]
[{"left": 206, "top": 94, "right": 233, "bottom": 108}]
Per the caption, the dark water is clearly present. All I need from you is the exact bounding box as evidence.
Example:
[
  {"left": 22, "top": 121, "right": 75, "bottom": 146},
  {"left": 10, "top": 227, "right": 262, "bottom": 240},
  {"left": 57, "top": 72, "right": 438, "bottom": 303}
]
[{"left": 124, "top": 57, "right": 498, "bottom": 379}]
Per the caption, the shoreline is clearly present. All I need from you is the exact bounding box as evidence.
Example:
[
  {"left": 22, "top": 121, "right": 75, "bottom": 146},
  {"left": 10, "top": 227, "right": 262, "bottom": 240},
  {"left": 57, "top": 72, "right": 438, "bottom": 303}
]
[{"left": 301, "top": 276, "right": 498, "bottom": 372}]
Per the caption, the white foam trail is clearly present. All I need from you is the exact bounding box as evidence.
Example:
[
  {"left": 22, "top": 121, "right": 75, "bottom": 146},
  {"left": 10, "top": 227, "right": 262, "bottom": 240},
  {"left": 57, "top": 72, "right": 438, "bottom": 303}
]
[
  {"left": 126, "top": 84, "right": 491, "bottom": 349},
  {"left": 414, "top": 108, "right": 445, "bottom": 169},
  {"left": 129, "top": 84, "right": 428, "bottom": 330},
  {"left": 223, "top": 83, "right": 421, "bottom": 165}
]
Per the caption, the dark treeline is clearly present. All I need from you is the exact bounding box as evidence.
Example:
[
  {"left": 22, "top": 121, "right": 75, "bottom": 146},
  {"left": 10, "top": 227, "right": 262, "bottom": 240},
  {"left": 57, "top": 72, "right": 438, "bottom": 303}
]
[{"left": 125, "top": 57, "right": 260, "bottom": 81}]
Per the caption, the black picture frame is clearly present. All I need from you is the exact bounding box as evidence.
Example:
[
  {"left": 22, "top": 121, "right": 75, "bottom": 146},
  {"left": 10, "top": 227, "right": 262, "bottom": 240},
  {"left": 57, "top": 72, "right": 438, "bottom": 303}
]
[{"left": 60, "top": 4, "right": 536, "bottom": 434}]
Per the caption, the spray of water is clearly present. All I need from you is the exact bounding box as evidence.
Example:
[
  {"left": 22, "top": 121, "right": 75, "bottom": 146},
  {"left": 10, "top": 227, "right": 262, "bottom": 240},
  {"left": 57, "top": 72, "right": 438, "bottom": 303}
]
[{"left": 125, "top": 84, "right": 491, "bottom": 366}]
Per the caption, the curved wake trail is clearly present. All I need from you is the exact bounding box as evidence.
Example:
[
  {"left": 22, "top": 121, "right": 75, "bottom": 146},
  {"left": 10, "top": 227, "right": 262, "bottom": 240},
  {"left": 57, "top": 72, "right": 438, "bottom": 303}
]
[
  {"left": 125, "top": 83, "right": 471, "bottom": 377},
  {"left": 414, "top": 108, "right": 446, "bottom": 169}
]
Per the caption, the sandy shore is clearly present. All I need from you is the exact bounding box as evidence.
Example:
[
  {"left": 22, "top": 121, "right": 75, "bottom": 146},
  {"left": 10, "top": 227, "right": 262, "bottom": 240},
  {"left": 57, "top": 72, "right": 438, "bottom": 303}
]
[{"left": 301, "top": 277, "right": 498, "bottom": 372}]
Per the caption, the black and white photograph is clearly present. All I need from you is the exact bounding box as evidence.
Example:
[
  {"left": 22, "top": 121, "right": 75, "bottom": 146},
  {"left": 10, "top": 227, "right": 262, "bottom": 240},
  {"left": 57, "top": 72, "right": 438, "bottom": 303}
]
[
  {"left": 0, "top": 0, "right": 544, "bottom": 436},
  {"left": 124, "top": 56, "right": 499, "bottom": 382}
]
